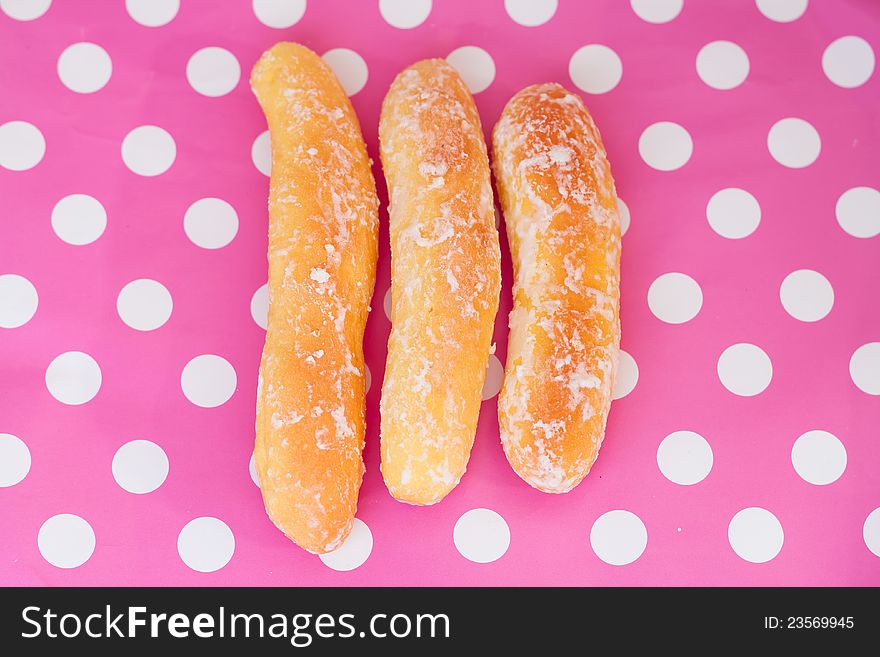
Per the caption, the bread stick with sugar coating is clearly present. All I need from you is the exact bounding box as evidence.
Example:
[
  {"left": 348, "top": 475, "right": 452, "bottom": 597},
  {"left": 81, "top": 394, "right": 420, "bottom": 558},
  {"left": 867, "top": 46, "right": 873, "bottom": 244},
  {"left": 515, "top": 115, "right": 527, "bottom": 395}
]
[
  {"left": 379, "top": 60, "right": 501, "bottom": 505},
  {"left": 251, "top": 43, "right": 378, "bottom": 553},
  {"left": 493, "top": 84, "right": 621, "bottom": 493}
]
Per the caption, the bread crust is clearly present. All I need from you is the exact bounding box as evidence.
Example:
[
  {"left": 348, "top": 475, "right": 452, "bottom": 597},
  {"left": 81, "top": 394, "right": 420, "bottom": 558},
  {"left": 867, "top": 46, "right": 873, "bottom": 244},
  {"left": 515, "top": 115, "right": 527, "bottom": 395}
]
[
  {"left": 251, "top": 43, "right": 379, "bottom": 553},
  {"left": 378, "top": 60, "right": 501, "bottom": 505},
  {"left": 492, "top": 83, "right": 621, "bottom": 494}
]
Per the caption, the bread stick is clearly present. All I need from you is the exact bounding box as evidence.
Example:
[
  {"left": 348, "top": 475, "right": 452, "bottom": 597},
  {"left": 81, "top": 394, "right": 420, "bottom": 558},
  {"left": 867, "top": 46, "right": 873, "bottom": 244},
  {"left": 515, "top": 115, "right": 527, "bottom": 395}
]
[
  {"left": 251, "top": 43, "right": 378, "bottom": 553},
  {"left": 493, "top": 84, "right": 621, "bottom": 493},
  {"left": 379, "top": 60, "right": 501, "bottom": 505}
]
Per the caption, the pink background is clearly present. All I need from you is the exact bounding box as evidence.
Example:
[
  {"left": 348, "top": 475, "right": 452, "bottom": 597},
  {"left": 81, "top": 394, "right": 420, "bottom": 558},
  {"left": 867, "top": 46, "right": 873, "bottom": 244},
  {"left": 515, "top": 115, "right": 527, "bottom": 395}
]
[{"left": 1, "top": 0, "right": 878, "bottom": 586}]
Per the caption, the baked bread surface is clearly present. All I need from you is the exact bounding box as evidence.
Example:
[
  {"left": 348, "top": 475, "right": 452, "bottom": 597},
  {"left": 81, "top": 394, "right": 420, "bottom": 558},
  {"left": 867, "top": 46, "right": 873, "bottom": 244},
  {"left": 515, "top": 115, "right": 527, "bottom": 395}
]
[
  {"left": 379, "top": 59, "right": 501, "bottom": 505},
  {"left": 493, "top": 83, "right": 621, "bottom": 493},
  {"left": 252, "top": 42, "right": 379, "bottom": 552}
]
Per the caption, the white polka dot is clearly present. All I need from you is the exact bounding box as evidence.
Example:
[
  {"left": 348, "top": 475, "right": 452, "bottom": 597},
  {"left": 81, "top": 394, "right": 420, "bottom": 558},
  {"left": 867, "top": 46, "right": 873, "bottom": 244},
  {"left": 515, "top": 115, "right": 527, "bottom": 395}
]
[
  {"left": 51, "top": 194, "right": 106, "bottom": 245},
  {"left": 117, "top": 279, "right": 173, "bottom": 331},
  {"left": 836, "top": 187, "right": 880, "bottom": 238},
  {"left": 322, "top": 48, "right": 368, "bottom": 96},
  {"left": 186, "top": 47, "right": 241, "bottom": 97},
  {"left": 706, "top": 188, "right": 761, "bottom": 239},
  {"left": 251, "top": 130, "right": 271, "bottom": 176},
  {"left": 791, "top": 430, "right": 846, "bottom": 485},
  {"left": 504, "top": 0, "right": 556, "bottom": 26},
  {"left": 728, "top": 507, "right": 783, "bottom": 563},
  {"left": 252, "top": 0, "right": 306, "bottom": 28},
  {"left": 617, "top": 197, "right": 630, "bottom": 236},
  {"left": 850, "top": 343, "right": 880, "bottom": 395},
  {"left": 181, "top": 355, "right": 237, "bottom": 408},
  {"left": 446, "top": 46, "right": 496, "bottom": 94},
  {"left": 177, "top": 517, "right": 234, "bottom": 572},
  {"left": 383, "top": 286, "right": 392, "bottom": 321},
  {"left": 0, "top": 121, "right": 45, "bottom": 171},
  {"left": 657, "top": 431, "right": 713, "bottom": 485},
  {"left": 0, "top": 0, "right": 51, "bottom": 21},
  {"left": 755, "top": 0, "right": 807, "bottom": 22},
  {"left": 779, "top": 269, "right": 833, "bottom": 322},
  {"left": 365, "top": 364, "right": 372, "bottom": 394},
  {"left": 648, "top": 272, "right": 702, "bottom": 324},
  {"left": 696, "top": 41, "right": 749, "bottom": 90},
  {"left": 717, "top": 343, "right": 772, "bottom": 397},
  {"left": 569, "top": 44, "right": 622, "bottom": 94},
  {"left": 112, "top": 440, "right": 169, "bottom": 494},
  {"left": 251, "top": 283, "right": 268, "bottom": 330},
  {"left": 630, "top": 0, "right": 682, "bottom": 23},
  {"left": 590, "top": 510, "right": 647, "bottom": 565},
  {"left": 184, "top": 198, "right": 238, "bottom": 249},
  {"left": 38, "top": 514, "right": 95, "bottom": 569},
  {"left": 612, "top": 349, "right": 638, "bottom": 400},
  {"left": 0, "top": 274, "right": 38, "bottom": 328},
  {"left": 767, "top": 118, "right": 821, "bottom": 168},
  {"left": 864, "top": 508, "right": 880, "bottom": 557},
  {"left": 482, "top": 354, "right": 504, "bottom": 400},
  {"left": 45, "top": 351, "right": 101, "bottom": 405},
  {"left": 0, "top": 433, "right": 30, "bottom": 487},
  {"left": 122, "top": 125, "right": 176, "bottom": 176},
  {"left": 320, "top": 519, "right": 373, "bottom": 571},
  {"left": 126, "top": 0, "right": 178, "bottom": 26},
  {"left": 57, "top": 43, "right": 112, "bottom": 94},
  {"left": 823, "top": 36, "right": 875, "bottom": 88},
  {"left": 379, "top": 0, "right": 431, "bottom": 28},
  {"left": 638, "top": 122, "right": 692, "bottom": 171},
  {"left": 249, "top": 452, "right": 259, "bottom": 487},
  {"left": 454, "top": 508, "right": 510, "bottom": 563}
]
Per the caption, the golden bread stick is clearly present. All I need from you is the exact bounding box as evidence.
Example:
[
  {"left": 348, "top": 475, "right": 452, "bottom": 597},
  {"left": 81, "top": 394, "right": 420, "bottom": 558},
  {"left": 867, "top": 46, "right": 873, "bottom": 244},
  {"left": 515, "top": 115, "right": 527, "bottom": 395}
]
[
  {"left": 493, "top": 83, "right": 621, "bottom": 493},
  {"left": 379, "top": 60, "right": 501, "bottom": 505},
  {"left": 251, "top": 43, "right": 379, "bottom": 553}
]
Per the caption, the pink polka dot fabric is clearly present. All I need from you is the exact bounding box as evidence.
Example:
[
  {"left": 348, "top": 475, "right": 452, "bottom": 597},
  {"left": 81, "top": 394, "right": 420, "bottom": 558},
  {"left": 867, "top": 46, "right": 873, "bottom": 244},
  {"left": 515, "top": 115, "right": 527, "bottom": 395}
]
[{"left": 1, "top": 0, "right": 878, "bottom": 585}]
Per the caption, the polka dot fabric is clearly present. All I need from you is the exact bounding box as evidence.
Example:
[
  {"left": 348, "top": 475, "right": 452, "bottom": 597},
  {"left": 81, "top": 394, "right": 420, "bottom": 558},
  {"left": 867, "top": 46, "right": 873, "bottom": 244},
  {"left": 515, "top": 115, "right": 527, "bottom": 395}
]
[{"left": 0, "top": 0, "right": 877, "bottom": 586}]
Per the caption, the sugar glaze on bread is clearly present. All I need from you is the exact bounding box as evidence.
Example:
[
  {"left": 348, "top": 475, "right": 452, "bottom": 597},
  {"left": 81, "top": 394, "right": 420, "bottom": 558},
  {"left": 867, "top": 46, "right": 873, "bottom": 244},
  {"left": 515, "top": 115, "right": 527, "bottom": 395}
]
[
  {"left": 493, "top": 83, "right": 621, "bottom": 493},
  {"left": 379, "top": 60, "right": 501, "bottom": 505},
  {"left": 251, "top": 43, "right": 379, "bottom": 553}
]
